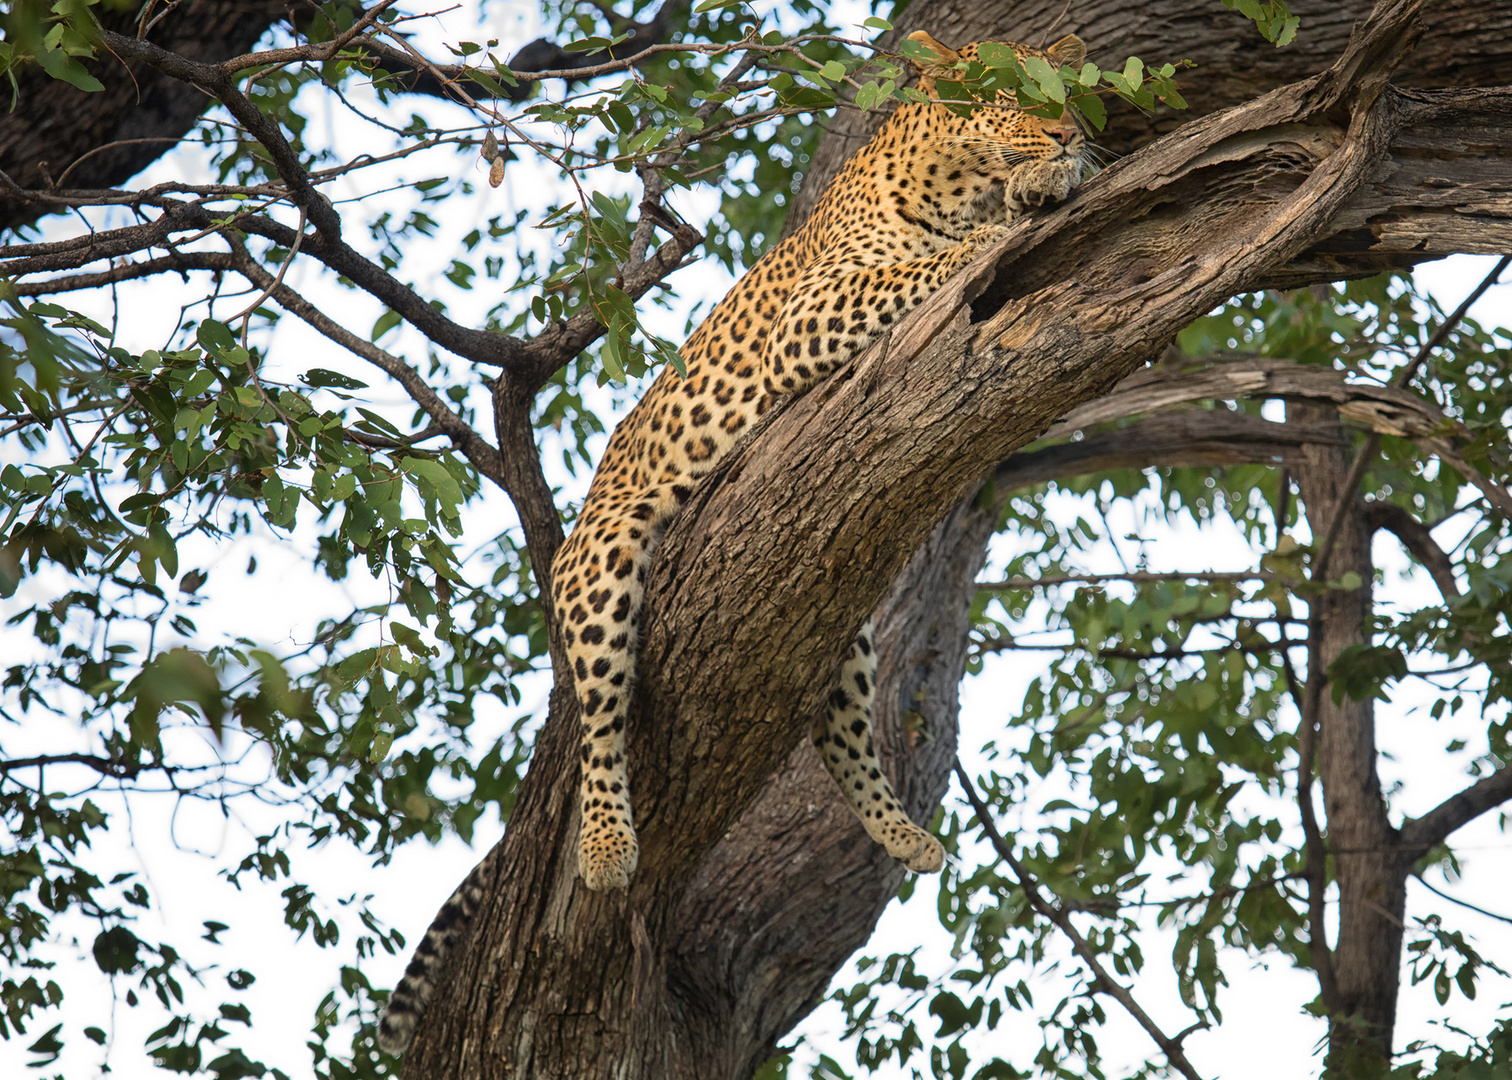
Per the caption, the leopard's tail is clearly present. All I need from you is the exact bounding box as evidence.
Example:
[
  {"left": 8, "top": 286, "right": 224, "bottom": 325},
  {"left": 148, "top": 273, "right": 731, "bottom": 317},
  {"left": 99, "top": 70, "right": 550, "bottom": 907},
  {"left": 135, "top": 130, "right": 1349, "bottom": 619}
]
[{"left": 376, "top": 846, "right": 499, "bottom": 1055}]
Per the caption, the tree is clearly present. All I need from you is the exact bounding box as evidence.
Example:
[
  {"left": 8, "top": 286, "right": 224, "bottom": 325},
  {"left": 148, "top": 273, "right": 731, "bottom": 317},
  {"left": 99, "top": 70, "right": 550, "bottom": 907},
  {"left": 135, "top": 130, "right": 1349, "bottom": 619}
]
[{"left": 1, "top": 0, "right": 1510, "bottom": 1078}]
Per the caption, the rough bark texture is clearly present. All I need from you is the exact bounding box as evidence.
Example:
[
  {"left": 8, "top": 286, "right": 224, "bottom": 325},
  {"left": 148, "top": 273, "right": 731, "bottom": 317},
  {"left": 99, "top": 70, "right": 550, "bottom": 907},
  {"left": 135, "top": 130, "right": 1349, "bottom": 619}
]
[
  {"left": 784, "top": 0, "right": 1512, "bottom": 237},
  {"left": 400, "top": 1, "right": 1511, "bottom": 1076},
  {"left": 0, "top": 0, "right": 297, "bottom": 233},
  {"left": 1292, "top": 404, "right": 1406, "bottom": 1074}
]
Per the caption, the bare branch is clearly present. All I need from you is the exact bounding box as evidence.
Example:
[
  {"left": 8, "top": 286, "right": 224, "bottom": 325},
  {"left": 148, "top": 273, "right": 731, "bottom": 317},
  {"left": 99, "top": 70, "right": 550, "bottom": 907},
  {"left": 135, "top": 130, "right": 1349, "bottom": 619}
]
[
  {"left": 954, "top": 763, "right": 1208, "bottom": 1080},
  {"left": 1400, "top": 762, "right": 1512, "bottom": 858},
  {"left": 0, "top": 194, "right": 206, "bottom": 275},
  {"left": 0, "top": 752, "right": 142, "bottom": 778},
  {"left": 1413, "top": 875, "right": 1512, "bottom": 926},
  {"left": 1363, "top": 502, "right": 1462, "bottom": 601},
  {"left": 979, "top": 570, "right": 1274, "bottom": 590},
  {"left": 9, "top": 250, "right": 239, "bottom": 294}
]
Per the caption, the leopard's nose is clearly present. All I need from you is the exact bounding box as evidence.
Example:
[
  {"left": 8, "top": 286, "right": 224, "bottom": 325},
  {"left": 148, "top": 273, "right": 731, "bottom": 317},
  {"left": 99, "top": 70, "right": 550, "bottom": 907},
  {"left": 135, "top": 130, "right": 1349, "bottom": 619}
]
[{"left": 1047, "top": 121, "right": 1078, "bottom": 146}]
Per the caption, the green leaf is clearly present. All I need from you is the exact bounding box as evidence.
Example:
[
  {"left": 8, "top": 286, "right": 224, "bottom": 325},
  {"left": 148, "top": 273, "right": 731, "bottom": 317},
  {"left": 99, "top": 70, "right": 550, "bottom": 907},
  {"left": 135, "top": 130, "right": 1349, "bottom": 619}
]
[
  {"left": 35, "top": 46, "right": 103, "bottom": 93},
  {"left": 976, "top": 42, "right": 1021, "bottom": 71},
  {"left": 371, "top": 308, "right": 402, "bottom": 341},
  {"left": 301, "top": 367, "right": 369, "bottom": 391},
  {"left": 1068, "top": 93, "right": 1106, "bottom": 131},
  {"left": 1022, "top": 55, "right": 1066, "bottom": 104},
  {"left": 92, "top": 926, "right": 143, "bottom": 974}
]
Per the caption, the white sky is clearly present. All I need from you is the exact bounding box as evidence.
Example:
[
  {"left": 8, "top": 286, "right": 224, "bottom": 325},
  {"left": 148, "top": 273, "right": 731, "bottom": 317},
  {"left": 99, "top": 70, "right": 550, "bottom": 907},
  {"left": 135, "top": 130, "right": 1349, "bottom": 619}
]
[{"left": 2, "top": 2, "right": 1509, "bottom": 1077}]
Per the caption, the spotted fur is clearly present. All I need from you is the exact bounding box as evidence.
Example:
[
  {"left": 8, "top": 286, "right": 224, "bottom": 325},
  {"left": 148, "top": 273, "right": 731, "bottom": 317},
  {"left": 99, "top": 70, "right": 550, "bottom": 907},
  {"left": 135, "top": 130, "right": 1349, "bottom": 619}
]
[
  {"left": 377, "top": 30, "right": 1086, "bottom": 1055},
  {"left": 558, "top": 31, "right": 1088, "bottom": 892}
]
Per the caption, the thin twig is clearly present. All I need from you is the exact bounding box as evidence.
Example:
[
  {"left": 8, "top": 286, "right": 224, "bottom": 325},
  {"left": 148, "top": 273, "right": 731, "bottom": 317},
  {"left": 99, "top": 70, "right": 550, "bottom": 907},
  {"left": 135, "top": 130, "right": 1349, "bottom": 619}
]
[
  {"left": 953, "top": 761, "right": 1208, "bottom": 1080},
  {"left": 978, "top": 570, "right": 1274, "bottom": 590},
  {"left": 229, "top": 205, "right": 308, "bottom": 333},
  {"left": 1279, "top": 640, "right": 1341, "bottom": 1011},
  {"left": 1413, "top": 875, "right": 1512, "bottom": 926}
]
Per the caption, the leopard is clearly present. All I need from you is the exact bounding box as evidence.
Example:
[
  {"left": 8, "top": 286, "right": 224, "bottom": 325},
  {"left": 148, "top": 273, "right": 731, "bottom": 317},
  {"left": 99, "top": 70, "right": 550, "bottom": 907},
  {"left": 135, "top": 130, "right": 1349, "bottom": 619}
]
[{"left": 377, "top": 30, "right": 1086, "bottom": 1056}]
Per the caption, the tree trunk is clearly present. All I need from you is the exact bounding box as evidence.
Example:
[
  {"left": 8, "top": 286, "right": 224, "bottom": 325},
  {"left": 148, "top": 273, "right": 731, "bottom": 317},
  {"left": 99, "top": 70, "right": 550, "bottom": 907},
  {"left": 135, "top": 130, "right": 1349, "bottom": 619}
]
[
  {"left": 401, "top": 1, "right": 1508, "bottom": 1075},
  {"left": 1292, "top": 406, "right": 1407, "bottom": 1076},
  {"left": 405, "top": 501, "right": 993, "bottom": 1077}
]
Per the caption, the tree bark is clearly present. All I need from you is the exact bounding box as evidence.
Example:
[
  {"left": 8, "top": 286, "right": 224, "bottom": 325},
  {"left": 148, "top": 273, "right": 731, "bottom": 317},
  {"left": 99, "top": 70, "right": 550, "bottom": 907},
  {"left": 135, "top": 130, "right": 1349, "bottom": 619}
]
[
  {"left": 784, "top": 0, "right": 1512, "bottom": 237},
  {"left": 402, "top": 1, "right": 1511, "bottom": 1076},
  {"left": 1291, "top": 405, "right": 1405, "bottom": 1076},
  {"left": 0, "top": 0, "right": 297, "bottom": 233}
]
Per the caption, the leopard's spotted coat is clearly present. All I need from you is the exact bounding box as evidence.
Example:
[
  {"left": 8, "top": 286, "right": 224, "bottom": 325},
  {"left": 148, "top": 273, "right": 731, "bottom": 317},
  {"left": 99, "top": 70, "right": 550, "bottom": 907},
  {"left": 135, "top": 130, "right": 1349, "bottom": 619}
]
[{"left": 377, "top": 30, "right": 1086, "bottom": 1055}]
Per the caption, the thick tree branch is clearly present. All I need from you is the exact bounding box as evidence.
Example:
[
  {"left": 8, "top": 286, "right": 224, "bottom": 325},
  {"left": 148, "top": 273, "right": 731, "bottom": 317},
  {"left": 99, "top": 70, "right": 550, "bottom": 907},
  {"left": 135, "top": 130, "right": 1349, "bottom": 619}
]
[
  {"left": 1364, "top": 502, "right": 1462, "bottom": 601},
  {"left": 97, "top": 30, "right": 341, "bottom": 238},
  {"left": 994, "top": 410, "right": 1341, "bottom": 491},
  {"left": 1400, "top": 763, "right": 1512, "bottom": 857},
  {"left": 8, "top": 250, "right": 239, "bottom": 294},
  {"left": 785, "top": 0, "right": 1512, "bottom": 234},
  {"left": 1020, "top": 352, "right": 1512, "bottom": 521}
]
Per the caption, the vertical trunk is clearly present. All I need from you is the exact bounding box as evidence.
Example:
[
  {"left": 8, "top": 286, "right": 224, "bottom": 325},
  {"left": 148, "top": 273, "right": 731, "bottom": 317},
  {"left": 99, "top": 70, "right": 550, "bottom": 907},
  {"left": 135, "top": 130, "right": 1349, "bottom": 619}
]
[
  {"left": 1292, "top": 405, "right": 1406, "bottom": 1076},
  {"left": 404, "top": 500, "right": 995, "bottom": 1077}
]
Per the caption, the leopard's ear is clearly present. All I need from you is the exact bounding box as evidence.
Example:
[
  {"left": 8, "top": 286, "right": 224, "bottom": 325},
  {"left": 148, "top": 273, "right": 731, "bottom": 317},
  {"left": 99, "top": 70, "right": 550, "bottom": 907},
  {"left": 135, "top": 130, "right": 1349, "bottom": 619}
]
[
  {"left": 904, "top": 30, "right": 962, "bottom": 83},
  {"left": 1047, "top": 34, "right": 1086, "bottom": 69}
]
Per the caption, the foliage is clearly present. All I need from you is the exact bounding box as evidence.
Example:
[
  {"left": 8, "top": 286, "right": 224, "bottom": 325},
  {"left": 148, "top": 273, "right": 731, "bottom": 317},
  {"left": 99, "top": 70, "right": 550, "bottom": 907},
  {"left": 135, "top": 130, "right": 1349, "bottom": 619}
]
[
  {"left": 810, "top": 276, "right": 1512, "bottom": 1079},
  {"left": 0, "top": 0, "right": 1508, "bottom": 1078}
]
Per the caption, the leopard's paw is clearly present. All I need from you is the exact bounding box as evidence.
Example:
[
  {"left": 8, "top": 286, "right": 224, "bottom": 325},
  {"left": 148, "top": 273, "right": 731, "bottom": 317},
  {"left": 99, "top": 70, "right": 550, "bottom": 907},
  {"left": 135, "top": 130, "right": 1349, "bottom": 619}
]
[
  {"left": 580, "top": 827, "right": 639, "bottom": 891},
  {"left": 886, "top": 824, "right": 945, "bottom": 874}
]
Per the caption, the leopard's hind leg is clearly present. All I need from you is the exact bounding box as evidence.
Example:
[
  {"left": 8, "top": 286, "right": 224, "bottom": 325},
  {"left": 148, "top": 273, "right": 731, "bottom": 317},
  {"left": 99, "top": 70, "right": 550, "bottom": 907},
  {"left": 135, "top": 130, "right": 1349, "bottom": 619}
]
[{"left": 811, "top": 619, "right": 944, "bottom": 872}]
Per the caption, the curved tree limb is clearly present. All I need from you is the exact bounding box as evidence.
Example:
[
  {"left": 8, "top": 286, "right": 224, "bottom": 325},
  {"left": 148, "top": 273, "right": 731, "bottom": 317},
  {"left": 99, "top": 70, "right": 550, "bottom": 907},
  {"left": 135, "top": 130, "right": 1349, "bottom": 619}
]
[{"left": 1400, "top": 764, "right": 1512, "bottom": 858}]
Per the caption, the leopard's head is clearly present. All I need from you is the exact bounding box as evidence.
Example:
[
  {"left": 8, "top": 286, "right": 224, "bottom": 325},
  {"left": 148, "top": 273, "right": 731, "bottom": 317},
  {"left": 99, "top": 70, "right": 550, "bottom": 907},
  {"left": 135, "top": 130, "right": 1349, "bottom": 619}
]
[{"left": 905, "top": 31, "right": 1088, "bottom": 214}]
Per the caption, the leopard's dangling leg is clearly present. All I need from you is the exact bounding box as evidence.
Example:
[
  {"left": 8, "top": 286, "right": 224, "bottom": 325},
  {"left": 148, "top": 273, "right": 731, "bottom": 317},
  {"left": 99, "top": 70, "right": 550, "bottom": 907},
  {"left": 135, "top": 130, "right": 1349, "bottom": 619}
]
[
  {"left": 553, "top": 491, "right": 669, "bottom": 891},
  {"left": 811, "top": 619, "right": 944, "bottom": 872}
]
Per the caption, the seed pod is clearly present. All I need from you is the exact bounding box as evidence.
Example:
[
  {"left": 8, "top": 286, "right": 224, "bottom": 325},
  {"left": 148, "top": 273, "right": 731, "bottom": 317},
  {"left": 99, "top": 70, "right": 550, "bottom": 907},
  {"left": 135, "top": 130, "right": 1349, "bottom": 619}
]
[
  {"left": 489, "top": 156, "right": 507, "bottom": 188},
  {"left": 481, "top": 130, "right": 500, "bottom": 162}
]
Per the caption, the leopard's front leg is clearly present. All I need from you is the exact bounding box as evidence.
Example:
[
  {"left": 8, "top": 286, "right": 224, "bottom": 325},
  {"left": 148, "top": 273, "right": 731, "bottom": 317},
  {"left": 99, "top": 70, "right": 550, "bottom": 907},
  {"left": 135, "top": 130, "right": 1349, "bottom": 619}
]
[
  {"left": 763, "top": 223, "right": 1011, "bottom": 394},
  {"left": 553, "top": 491, "right": 670, "bottom": 891}
]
